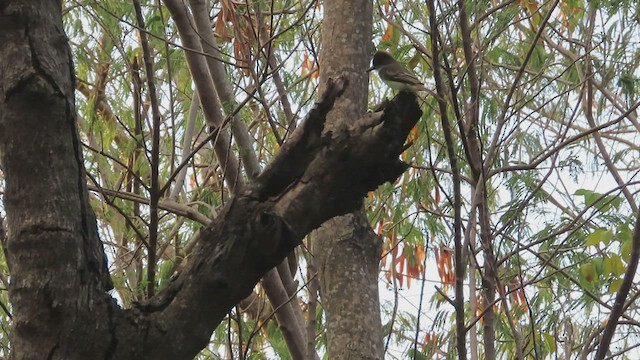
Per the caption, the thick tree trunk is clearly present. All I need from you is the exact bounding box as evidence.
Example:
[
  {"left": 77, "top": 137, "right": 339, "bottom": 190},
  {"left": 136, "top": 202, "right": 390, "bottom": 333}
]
[
  {"left": 0, "top": 2, "right": 114, "bottom": 358},
  {"left": 0, "top": 1, "right": 419, "bottom": 359},
  {"left": 315, "top": 0, "right": 384, "bottom": 359}
]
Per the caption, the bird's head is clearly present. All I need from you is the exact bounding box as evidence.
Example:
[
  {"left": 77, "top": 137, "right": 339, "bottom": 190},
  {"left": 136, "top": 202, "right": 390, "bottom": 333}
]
[{"left": 367, "top": 50, "right": 396, "bottom": 72}]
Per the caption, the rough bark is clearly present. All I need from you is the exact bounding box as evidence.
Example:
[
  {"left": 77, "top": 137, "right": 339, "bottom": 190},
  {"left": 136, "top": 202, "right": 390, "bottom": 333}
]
[
  {"left": 315, "top": 213, "right": 383, "bottom": 359},
  {"left": 0, "top": 2, "right": 113, "bottom": 358},
  {"left": 314, "top": 0, "right": 385, "bottom": 359},
  {"left": 0, "top": 1, "right": 421, "bottom": 358}
]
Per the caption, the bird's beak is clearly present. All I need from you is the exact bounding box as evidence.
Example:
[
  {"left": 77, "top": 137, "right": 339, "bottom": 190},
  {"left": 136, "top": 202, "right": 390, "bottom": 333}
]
[{"left": 366, "top": 65, "right": 375, "bottom": 72}]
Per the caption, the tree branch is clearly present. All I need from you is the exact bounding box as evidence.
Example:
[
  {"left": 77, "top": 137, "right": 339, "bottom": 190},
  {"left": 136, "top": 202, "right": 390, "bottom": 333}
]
[
  {"left": 596, "top": 211, "right": 640, "bottom": 359},
  {"left": 135, "top": 80, "right": 422, "bottom": 359}
]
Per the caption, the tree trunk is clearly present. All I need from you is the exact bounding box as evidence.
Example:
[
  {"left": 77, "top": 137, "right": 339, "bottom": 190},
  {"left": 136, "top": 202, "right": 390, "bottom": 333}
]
[
  {"left": 315, "top": 0, "right": 384, "bottom": 359},
  {"left": 315, "top": 213, "right": 383, "bottom": 359},
  {"left": 0, "top": 3, "right": 113, "bottom": 359}
]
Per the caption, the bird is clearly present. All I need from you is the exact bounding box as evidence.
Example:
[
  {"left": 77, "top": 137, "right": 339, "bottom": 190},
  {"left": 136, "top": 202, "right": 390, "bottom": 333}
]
[{"left": 367, "top": 50, "right": 429, "bottom": 93}]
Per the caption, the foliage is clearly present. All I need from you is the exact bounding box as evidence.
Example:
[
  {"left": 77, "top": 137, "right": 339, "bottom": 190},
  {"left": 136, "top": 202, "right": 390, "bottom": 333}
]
[{"left": 1, "top": 0, "right": 640, "bottom": 358}]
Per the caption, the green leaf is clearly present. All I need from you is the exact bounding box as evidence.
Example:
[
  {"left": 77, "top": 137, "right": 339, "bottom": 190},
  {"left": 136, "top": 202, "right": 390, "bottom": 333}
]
[
  {"left": 593, "top": 257, "right": 604, "bottom": 275},
  {"left": 621, "top": 239, "right": 633, "bottom": 263},
  {"left": 580, "top": 263, "right": 597, "bottom": 283},
  {"left": 585, "top": 228, "right": 613, "bottom": 246},
  {"left": 609, "top": 278, "right": 623, "bottom": 293},
  {"left": 603, "top": 256, "right": 613, "bottom": 276},
  {"left": 617, "top": 224, "right": 633, "bottom": 243},
  {"left": 543, "top": 332, "right": 557, "bottom": 353},
  {"left": 610, "top": 254, "right": 626, "bottom": 276}
]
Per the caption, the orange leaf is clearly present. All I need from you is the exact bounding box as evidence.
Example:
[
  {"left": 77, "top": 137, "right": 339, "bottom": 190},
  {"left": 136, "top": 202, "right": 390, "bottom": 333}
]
[
  {"left": 376, "top": 220, "right": 384, "bottom": 235},
  {"left": 442, "top": 247, "right": 453, "bottom": 275},
  {"left": 516, "top": 289, "right": 526, "bottom": 305},
  {"left": 423, "top": 331, "right": 437, "bottom": 345},
  {"left": 395, "top": 265, "right": 404, "bottom": 288},
  {"left": 390, "top": 231, "right": 398, "bottom": 258},
  {"left": 303, "top": 54, "right": 318, "bottom": 81},
  {"left": 396, "top": 253, "right": 405, "bottom": 273},
  {"left": 214, "top": 11, "right": 231, "bottom": 42},
  {"left": 382, "top": 23, "right": 394, "bottom": 42},
  {"left": 424, "top": 332, "right": 431, "bottom": 344},
  {"left": 234, "top": 39, "right": 250, "bottom": 76},
  {"left": 435, "top": 248, "right": 444, "bottom": 281},
  {"left": 477, "top": 306, "right": 484, "bottom": 324},
  {"left": 301, "top": 52, "right": 311, "bottom": 75},
  {"left": 415, "top": 244, "right": 425, "bottom": 264},
  {"left": 524, "top": 0, "right": 538, "bottom": 13},
  {"left": 446, "top": 272, "right": 454, "bottom": 284},
  {"left": 220, "top": 0, "right": 235, "bottom": 21},
  {"left": 408, "top": 125, "right": 419, "bottom": 142},
  {"left": 407, "top": 261, "right": 419, "bottom": 278},
  {"left": 309, "top": 68, "right": 319, "bottom": 80}
]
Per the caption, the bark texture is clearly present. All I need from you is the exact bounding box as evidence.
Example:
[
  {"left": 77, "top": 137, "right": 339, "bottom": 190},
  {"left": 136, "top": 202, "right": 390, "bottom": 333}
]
[
  {"left": 0, "top": 2, "right": 113, "bottom": 359},
  {"left": 315, "top": 213, "right": 383, "bottom": 359},
  {"left": 315, "top": 0, "right": 385, "bottom": 359},
  {"left": 0, "top": 2, "right": 421, "bottom": 359}
]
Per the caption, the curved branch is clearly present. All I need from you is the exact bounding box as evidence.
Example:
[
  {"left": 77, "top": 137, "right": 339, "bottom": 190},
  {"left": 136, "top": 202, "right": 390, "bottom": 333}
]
[{"left": 136, "top": 81, "right": 422, "bottom": 359}]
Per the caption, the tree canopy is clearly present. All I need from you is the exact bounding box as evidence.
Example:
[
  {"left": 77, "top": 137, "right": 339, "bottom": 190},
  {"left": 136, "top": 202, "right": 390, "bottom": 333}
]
[{"left": 1, "top": 0, "right": 640, "bottom": 359}]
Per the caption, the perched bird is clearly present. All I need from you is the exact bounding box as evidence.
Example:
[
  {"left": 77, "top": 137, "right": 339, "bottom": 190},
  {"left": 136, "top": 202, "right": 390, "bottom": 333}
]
[{"left": 367, "top": 50, "right": 429, "bottom": 93}]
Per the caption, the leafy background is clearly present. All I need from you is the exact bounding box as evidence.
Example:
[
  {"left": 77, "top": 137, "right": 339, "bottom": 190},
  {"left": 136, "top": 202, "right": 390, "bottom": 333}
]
[{"left": 1, "top": 0, "right": 640, "bottom": 358}]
